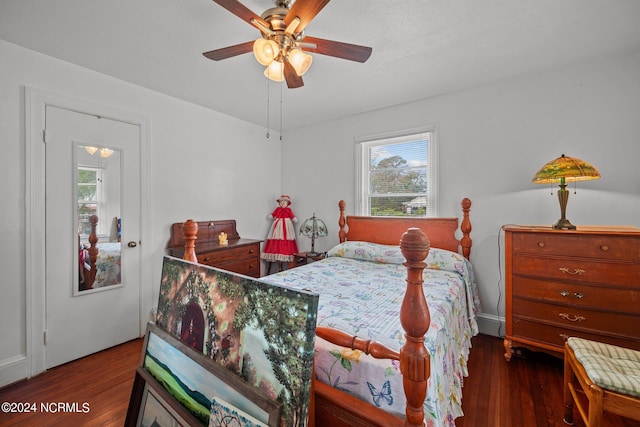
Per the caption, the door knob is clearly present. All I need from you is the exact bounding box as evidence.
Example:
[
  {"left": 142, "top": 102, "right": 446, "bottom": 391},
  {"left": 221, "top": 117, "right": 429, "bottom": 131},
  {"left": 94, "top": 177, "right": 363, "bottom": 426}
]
[{"left": 127, "top": 241, "right": 137, "bottom": 248}]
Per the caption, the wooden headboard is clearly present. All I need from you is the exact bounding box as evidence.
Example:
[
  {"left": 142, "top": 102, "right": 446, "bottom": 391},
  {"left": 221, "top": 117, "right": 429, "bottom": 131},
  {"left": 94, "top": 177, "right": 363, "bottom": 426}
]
[{"left": 337, "top": 198, "right": 472, "bottom": 259}]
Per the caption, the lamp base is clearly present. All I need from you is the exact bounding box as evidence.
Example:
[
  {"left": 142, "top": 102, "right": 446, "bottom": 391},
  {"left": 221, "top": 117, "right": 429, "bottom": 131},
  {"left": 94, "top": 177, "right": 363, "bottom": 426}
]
[
  {"left": 552, "top": 218, "right": 576, "bottom": 230},
  {"left": 306, "top": 251, "right": 322, "bottom": 257}
]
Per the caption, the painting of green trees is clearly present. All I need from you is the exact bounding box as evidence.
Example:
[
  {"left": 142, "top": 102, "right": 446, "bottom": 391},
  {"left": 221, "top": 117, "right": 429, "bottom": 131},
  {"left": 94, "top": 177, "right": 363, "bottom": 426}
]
[{"left": 156, "top": 256, "right": 319, "bottom": 427}]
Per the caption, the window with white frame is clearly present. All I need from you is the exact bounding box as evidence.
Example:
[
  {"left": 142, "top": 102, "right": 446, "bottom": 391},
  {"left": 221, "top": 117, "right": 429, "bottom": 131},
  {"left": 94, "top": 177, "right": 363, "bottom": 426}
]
[
  {"left": 77, "top": 166, "right": 102, "bottom": 236},
  {"left": 357, "top": 129, "right": 437, "bottom": 217}
]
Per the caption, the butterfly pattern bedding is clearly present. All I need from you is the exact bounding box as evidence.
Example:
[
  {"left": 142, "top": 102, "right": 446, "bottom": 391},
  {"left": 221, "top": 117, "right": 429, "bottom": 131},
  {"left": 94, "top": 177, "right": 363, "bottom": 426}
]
[{"left": 261, "top": 242, "right": 480, "bottom": 427}]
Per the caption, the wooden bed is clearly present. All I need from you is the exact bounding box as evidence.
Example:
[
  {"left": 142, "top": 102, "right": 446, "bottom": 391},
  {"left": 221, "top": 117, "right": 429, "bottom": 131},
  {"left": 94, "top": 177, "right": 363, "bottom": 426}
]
[
  {"left": 309, "top": 198, "right": 473, "bottom": 427},
  {"left": 79, "top": 215, "right": 122, "bottom": 290},
  {"left": 178, "top": 197, "right": 474, "bottom": 427},
  {"left": 79, "top": 214, "right": 100, "bottom": 290}
]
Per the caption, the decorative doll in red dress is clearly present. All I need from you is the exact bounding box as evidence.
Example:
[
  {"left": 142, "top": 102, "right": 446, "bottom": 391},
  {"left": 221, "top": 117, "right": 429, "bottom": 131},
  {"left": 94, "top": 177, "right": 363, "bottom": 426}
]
[{"left": 261, "top": 195, "right": 299, "bottom": 264}]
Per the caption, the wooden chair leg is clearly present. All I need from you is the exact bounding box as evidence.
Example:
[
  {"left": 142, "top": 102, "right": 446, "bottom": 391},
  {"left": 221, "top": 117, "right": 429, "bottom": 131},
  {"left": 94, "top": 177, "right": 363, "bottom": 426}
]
[
  {"left": 587, "top": 388, "right": 604, "bottom": 427},
  {"left": 563, "top": 352, "right": 574, "bottom": 425}
]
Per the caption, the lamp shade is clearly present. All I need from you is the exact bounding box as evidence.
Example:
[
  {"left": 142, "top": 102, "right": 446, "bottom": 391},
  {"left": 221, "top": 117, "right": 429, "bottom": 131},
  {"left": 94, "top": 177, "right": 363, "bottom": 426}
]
[
  {"left": 264, "top": 60, "right": 284, "bottom": 82},
  {"left": 299, "top": 213, "right": 328, "bottom": 256},
  {"left": 253, "top": 38, "right": 280, "bottom": 66},
  {"left": 532, "top": 154, "right": 601, "bottom": 184},
  {"left": 300, "top": 215, "right": 328, "bottom": 238},
  {"left": 532, "top": 154, "right": 600, "bottom": 230},
  {"left": 288, "top": 48, "right": 313, "bottom": 76},
  {"left": 85, "top": 146, "right": 98, "bottom": 155}
]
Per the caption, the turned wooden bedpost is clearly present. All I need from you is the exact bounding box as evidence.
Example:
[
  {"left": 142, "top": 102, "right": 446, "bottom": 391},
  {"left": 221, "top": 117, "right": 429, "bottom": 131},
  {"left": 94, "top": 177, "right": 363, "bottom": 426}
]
[
  {"left": 460, "top": 198, "right": 472, "bottom": 259},
  {"left": 85, "top": 214, "right": 99, "bottom": 289},
  {"left": 182, "top": 219, "right": 198, "bottom": 262},
  {"left": 338, "top": 200, "right": 347, "bottom": 243},
  {"left": 399, "top": 228, "right": 431, "bottom": 427}
]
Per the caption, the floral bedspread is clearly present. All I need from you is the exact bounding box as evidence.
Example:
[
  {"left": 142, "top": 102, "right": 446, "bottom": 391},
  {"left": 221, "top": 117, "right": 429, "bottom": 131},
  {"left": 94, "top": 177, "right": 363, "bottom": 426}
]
[
  {"left": 93, "top": 242, "right": 121, "bottom": 287},
  {"left": 262, "top": 242, "right": 480, "bottom": 427}
]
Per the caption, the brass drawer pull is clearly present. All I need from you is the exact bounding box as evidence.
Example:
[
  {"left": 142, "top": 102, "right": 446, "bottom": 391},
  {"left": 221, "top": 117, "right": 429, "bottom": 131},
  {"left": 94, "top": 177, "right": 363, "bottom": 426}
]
[
  {"left": 559, "top": 334, "right": 570, "bottom": 342},
  {"left": 249, "top": 249, "right": 255, "bottom": 254},
  {"left": 600, "top": 245, "right": 609, "bottom": 251},
  {"left": 559, "top": 267, "right": 585, "bottom": 275},
  {"left": 537, "top": 242, "right": 545, "bottom": 248},
  {"left": 204, "top": 257, "right": 211, "bottom": 262},
  {"left": 558, "top": 313, "right": 586, "bottom": 322},
  {"left": 559, "top": 291, "right": 585, "bottom": 299}
]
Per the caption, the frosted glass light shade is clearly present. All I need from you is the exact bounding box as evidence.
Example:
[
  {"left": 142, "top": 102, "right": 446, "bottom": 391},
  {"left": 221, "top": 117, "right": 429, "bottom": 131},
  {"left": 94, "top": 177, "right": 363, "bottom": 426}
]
[
  {"left": 288, "top": 48, "right": 312, "bottom": 76},
  {"left": 253, "top": 38, "right": 279, "bottom": 66},
  {"left": 264, "top": 60, "right": 284, "bottom": 82},
  {"left": 85, "top": 146, "right": 98, "bottom": 155},
  {"left": 99, "top": 147, "right": 114, "bottom": 158}
]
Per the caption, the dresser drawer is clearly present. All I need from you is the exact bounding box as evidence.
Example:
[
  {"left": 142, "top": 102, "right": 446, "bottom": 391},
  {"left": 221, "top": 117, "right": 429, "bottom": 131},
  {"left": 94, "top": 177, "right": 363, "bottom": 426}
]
[
  {"left": 511, "top": 318, "right": 640, "bottom": 352},
  {"left": 511, "top": 232, "right": 640, "bottom": 261},
  {"left": 213, "top": 258, "right": 260, "bottom": 278},
  {"left": 512, "top": 255, "right": 640, "bottom": 288},
  {"left": 197, "top": 243, "right": 259, "bottom": 265},
  {"left": 512, "top": 276, "right": 640, "bottom": 314},
  {"left": 513, "top": 298, "right": 640, "bottom": 338}
]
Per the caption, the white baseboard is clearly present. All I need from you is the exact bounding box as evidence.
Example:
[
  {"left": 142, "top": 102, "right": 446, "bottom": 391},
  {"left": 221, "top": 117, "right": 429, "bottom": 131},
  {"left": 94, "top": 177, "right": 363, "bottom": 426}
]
[
  {"left": 0, "top": 354, "right": 29, "bottom": 388},
  {"left": 476, "top": 312, "right": 505, "bottom": 338}
]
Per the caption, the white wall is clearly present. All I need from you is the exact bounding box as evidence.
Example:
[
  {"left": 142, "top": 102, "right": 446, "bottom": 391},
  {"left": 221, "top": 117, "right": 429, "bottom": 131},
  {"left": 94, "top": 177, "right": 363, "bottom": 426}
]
[
  {"left": 281, "top": 50, "right": 640, "bottom": 337},
  {"left": 0, "top": 39, "right": 281, "bottom": 386}
]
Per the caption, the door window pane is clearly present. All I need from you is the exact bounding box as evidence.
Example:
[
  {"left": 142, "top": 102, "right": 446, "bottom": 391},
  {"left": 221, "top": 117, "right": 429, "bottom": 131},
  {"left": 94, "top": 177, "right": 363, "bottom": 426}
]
[{"left": 78, "top": 167, "right": 100, "bottom": 236}]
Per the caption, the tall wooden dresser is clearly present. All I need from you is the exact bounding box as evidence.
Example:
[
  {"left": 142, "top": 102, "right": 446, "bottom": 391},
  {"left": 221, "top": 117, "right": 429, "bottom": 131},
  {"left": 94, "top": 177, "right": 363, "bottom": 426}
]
[
  {"left": 502, "top": 225, "right": 640, "bottom": 361},
  {"left": 167, "top": 219, "right": 262, "bottom": 278}
]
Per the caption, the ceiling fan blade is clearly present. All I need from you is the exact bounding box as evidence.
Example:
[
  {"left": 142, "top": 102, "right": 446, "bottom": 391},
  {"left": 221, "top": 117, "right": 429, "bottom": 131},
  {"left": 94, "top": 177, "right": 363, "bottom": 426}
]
[
  {"left": 211, "top": 0, "right": 270, "bottom": 31},
  {"left": 203, "top": 41, "right": 254, "bottom": 61},
  {"left": 300, "top": 36, "right": 372, "bottom": 63},
  {"left": 284, "top": 0, "right": 330, "bottom": 33},
  {"left": 283, "top": 61, "right": 304, "bottom": 89}
]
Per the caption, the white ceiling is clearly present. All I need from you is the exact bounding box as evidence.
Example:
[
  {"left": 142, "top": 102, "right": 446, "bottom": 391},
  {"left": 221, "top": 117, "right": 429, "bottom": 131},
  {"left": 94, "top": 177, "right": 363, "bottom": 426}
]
[{"left": 2, "top": 0, "right": 640, "bottom": 130}]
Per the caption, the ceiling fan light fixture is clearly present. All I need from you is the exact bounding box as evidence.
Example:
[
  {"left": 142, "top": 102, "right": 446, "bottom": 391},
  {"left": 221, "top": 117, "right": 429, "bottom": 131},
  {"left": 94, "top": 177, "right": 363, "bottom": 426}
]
[
  {"left": 288, "top": 48, "right": 313, "bottom": 76},
  {"left": 99, "top": 147, "right": 114, "bottom": 158},
  {"left": 264, "top": 60, "right": 285, "bottom": 82},
  {"left": 85, "top": 146, "right": 98, "bottom": 155},
  {"left": 253, "top": 38, "right": 280, "bottom": 66},
  {"left": 204, "top": 0, "right": 372, "bottom": 89}
]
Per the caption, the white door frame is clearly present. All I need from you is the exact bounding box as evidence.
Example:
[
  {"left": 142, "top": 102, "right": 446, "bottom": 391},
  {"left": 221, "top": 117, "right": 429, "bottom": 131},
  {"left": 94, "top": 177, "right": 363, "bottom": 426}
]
[{"left": 25, "top": 87, "right": 151, "bottom": 377}]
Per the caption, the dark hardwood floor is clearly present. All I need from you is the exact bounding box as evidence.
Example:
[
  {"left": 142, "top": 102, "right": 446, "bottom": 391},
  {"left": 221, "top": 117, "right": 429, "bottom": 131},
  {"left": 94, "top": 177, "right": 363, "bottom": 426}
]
[
  {"left": 0, "top": 338, "right": 143, "bottom": 426},
  {"left": 458, "top": 334, "right": 640, "bottom": 427},
  {"left": 0, "top": 334, "right": 638, "bottom": 426}
]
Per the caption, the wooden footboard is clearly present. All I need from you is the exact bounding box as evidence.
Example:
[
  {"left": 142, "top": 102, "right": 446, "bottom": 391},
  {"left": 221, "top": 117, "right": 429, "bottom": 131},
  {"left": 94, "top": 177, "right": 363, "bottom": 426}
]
[{"left": 79, "top": 214, "right": 99, "bottom": 290}]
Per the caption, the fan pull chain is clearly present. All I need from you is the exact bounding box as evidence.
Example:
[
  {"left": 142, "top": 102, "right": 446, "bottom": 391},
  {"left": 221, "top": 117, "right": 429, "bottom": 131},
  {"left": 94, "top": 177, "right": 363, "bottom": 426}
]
[
  {"left": 266, "top": 72, "right": 271, "bottom": 139},
  {"left": 280, "top": 79, "right": 284, "bottom": 141}
]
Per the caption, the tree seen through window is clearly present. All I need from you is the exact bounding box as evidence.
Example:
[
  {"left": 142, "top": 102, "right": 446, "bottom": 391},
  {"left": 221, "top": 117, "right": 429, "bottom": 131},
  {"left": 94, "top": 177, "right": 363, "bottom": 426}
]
[{"left": 362, "top": 134, "right": 434, "bottom": 217}]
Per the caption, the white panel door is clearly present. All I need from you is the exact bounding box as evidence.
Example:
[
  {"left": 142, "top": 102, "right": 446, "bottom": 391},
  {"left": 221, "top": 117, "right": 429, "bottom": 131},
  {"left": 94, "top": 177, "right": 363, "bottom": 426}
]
[{"left": 45, "top": 105, "right": 141, "bottom": 369}]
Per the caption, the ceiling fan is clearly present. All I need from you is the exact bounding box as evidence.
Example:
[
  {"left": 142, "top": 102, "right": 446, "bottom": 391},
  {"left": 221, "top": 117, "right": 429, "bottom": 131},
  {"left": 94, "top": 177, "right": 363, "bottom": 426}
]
[{"left": 203, "top": 0, "right": 373, "bottom": 89}]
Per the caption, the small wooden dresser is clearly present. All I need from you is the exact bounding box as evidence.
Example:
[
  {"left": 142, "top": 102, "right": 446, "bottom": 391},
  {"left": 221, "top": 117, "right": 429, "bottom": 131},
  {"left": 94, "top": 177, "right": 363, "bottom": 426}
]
[
  {"left": 167, "top": 219, "right": 262, "bottom": 278},
  {"left": 503, "top": 225, "right": 640, "bottom": 361}
]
